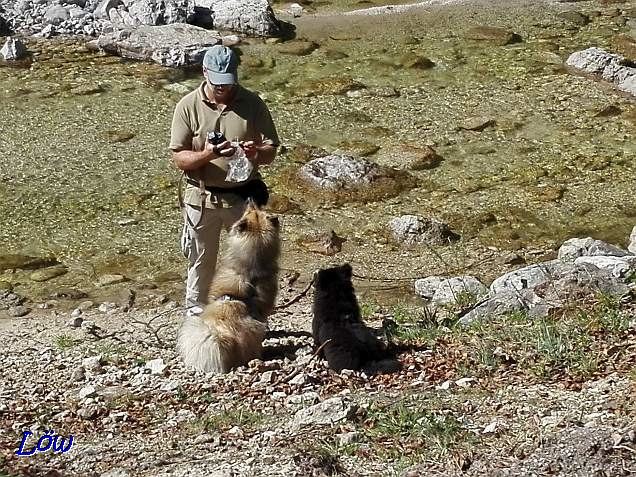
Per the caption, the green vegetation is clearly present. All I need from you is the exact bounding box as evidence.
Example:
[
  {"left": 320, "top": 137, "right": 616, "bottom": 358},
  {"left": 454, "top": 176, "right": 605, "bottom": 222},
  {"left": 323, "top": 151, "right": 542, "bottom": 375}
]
[
  {"left": 191, "top": 406, "right": 266, "bottom": 433},
  {"left": 54, "top": 334, "right": 77, "bottom": 350},
  {"left": 384, "top": 294, "right": 634, "bottom": 381}
]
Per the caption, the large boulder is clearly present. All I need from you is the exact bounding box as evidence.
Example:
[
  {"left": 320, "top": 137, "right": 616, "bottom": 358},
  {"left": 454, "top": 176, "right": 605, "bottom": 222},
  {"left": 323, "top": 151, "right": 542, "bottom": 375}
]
[
  {"left": 121, "top": 0, "right": 194, "bottom": 25},
  {"left": 459, "top": 289, "right": 548, "bottom": 326},
  {"left": 566, "top": 47, "right": 636, "bottom": 97},
  {"left": 95, "top": 23, "right": 220, "bottom": 67},
  {"left": 196, "top": 0, "right": 281, "bottom": 37},
  {"left": 629, "top": 225, "right": 636, "bottom": 255},
  {"left": 490, "top": 259, "right": 575, "bottom": 295},
  {"left": 461, "top": 257, "right": 633, "bottom": 326}
]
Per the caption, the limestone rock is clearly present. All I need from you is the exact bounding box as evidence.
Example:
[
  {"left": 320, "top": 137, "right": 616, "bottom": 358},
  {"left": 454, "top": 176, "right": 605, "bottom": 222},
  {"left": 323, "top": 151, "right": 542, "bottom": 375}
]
[
  {"left": 431, "top": 276, "right": 489, "bottom": 307},
  {"left": 298, "top": 155, "right": 382, "bottom": 190},
  {"left": 573, "top": 255, "right": 636, "bottom": 279},
  {"left": 558, "top": 237, "right": 629, "bottom": 261},
  {"left": 414, "top": 276, "right": 445, "bottom": 299},
  {"left": 95, "top": 23, "right": 221, "bottom": 67},
  {"left": 388, "top": 215, "right": 460, "bottom": 246},
  {"left": 0, "top": 37, "right": 27, "bottom": 60},
  {"left": 490, "top": 260, "right": 575, "bottom": 295},
  {"left": 289, "top": 397, "right": 357, "bottom": 431},
  {"left": 566, "top": 47, "right": 636, "bottom": 97},
  {"left": 196, "top": 0, "right": 282, "bottom": 37},
  {"left": 121, "top": 0, "right": 194, "bottom": 25}
]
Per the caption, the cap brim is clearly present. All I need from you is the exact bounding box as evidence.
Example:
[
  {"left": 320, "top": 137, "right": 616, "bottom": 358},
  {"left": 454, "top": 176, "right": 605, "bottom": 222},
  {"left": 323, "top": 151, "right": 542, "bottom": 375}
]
[{"left": 208, "top": 71, "right": 238, "bottom": 85}]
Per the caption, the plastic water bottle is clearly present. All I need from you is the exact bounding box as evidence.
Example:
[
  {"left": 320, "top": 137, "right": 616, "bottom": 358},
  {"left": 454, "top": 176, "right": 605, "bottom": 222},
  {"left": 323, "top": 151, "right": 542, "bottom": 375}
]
[{"left": 225, "top": 141, "right": 253, "bottom": 183}]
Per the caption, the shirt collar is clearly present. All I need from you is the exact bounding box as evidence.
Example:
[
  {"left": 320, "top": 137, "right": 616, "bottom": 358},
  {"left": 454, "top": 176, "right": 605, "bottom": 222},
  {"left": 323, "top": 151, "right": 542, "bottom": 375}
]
[{"left": 198, "top": 81, "right": 244, "bottom": 109}]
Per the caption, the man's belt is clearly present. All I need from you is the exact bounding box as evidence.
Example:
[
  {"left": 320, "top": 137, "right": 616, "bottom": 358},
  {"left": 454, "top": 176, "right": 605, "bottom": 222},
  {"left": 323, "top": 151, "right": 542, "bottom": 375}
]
[{"left": 185, "top": 178, "right": 269, "bottom": 207}]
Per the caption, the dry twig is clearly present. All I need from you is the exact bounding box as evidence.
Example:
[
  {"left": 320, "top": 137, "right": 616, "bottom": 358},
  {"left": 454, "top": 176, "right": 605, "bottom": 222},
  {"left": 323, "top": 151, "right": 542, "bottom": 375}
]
[
  {"left": 274, "top": 273, "right": 317, "bottom": 310},
  {"left": 271, "top": 339, "right": 332, "bottom": 387}
]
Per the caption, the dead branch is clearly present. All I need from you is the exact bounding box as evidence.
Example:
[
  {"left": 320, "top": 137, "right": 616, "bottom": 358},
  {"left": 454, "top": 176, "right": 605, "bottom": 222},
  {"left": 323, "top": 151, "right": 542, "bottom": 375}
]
[
  {"left": 274, "top": 273, "right": 317, "bottom": 310},
  {"left": 271, "top": 339, "right": 331, "bottom": 387}
]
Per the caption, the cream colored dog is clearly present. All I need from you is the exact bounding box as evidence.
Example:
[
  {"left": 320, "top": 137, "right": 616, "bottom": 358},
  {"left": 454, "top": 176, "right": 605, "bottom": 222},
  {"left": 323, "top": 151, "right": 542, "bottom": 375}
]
[{"left": 177, "top": 199, "right": 281, "bottom": 373}]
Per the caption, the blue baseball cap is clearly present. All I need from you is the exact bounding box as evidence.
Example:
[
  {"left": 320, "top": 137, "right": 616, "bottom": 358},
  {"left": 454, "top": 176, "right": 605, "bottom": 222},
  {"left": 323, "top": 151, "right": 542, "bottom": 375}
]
[{"left": 203, "top": 45, "right": 239, "bottom": 85}]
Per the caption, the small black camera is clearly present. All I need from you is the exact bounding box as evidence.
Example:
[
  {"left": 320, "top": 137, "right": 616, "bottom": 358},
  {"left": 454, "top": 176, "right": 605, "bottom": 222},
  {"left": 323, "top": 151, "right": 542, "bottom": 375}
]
[{"left": 207, "top": 131, "right": 227, "bottom": 145}]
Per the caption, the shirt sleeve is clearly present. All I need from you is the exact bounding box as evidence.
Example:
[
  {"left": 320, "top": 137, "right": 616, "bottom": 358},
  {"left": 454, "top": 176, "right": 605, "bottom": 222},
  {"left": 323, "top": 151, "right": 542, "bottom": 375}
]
[
  {"left": 169, "top": 99, "right": 193, "bottom": 151},
  {"left": 256, "top": 99, "right": 280, "bottom": 147}
]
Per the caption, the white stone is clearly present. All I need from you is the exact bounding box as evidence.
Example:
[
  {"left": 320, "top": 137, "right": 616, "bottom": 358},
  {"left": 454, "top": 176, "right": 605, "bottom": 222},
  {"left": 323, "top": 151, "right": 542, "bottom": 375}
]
[
  {"left": 0, "top": 37, "right": 27, "bottom": 60},
  {"left": 431, "top": 276, "right": 488, "bottom": 306},
  {"left": 82, "top": 355, "right": 103, "bottom": 373},
  {"left": 145, "top": 358, "right": 167, "bottom": 375},
  {"left": 414, "top": 276, "right": 445, "bottom": 299},
  {"left": 79, "top": 385, "right": 97, "bottom": 399},
  {"left": 574, "top": 255, "right": 636, "bottom": 279},
  {"left": 289, "top": 397, "right": 356, "bottom": 431},
  {"left": 289, "top": 3, "right": 303, "bottom": 17},
  {"left": 558, "top": 237, "right": 628, "bottom": 262}
]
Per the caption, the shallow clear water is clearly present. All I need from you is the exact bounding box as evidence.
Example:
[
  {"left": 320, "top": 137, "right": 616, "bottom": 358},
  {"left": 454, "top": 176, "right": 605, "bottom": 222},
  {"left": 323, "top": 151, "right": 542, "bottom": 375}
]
[{"left": 0, "top": 1, "right": 634, "bottom": 300}]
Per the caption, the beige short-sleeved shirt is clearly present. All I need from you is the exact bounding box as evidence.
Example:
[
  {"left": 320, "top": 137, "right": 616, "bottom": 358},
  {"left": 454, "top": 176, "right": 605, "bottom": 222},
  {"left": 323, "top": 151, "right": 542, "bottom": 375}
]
[{"left": 170, "top": 82, "right": 279, "bottom": 206}]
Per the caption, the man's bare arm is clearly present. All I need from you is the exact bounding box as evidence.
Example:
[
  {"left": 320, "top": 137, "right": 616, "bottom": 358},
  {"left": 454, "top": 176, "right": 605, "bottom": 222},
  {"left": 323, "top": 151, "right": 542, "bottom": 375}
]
[{"left": 172, "top": 149, "right": 215, "bottom": 171}]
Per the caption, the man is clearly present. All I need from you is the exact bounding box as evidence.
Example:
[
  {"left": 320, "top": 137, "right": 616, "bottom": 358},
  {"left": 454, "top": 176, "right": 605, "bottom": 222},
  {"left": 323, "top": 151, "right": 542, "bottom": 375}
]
[{"left": 169, "top": 45, "right": 280, "bottom": 316}]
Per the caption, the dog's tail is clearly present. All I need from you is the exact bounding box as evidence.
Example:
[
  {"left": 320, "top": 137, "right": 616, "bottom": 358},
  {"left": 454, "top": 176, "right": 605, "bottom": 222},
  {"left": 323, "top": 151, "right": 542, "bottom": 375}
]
[{"left": 177, "top": 315, "right": 226, "bottom": 373}]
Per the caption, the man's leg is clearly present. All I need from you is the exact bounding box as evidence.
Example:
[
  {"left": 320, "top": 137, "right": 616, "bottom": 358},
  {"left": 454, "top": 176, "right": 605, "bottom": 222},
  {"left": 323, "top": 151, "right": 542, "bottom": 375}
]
[{"left": 181, "top": 204, "right": 224, "bottom": 312}]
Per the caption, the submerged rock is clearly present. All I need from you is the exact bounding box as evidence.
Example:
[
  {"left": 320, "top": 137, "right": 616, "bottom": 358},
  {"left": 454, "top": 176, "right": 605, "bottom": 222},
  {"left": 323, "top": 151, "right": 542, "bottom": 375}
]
[
  {"left": 277, "top": 39, "right": 319, "bottom": 56},
  {"left": 566, "top": 47, "right": 636, "bottom": 97},
  {"left": 388, "top": 215, "right": 460, "bottom": 246},
  {"left": 94, "top": 23, "right": 221, "bottom": 67},
  {"left": 0, "top": 254, "right": 58, "bottom": 271},
  {"left": 30, "top": 265, "right": 69, "bottom": 282},
  {"left": 464, "top": 26, "right": 522, "bottom": 45},
  {"left": 298, "top": 155, "right": 382, "bottom": 190}
]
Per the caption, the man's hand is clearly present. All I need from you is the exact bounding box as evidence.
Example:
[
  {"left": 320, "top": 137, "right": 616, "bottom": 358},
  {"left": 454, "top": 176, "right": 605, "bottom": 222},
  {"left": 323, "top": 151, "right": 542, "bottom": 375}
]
[
  {"left": 240, "top": 140, "right": 259, "bottom": 162},
  {"left": 208, "top": 140, "right": 235, "bottom": 157}
]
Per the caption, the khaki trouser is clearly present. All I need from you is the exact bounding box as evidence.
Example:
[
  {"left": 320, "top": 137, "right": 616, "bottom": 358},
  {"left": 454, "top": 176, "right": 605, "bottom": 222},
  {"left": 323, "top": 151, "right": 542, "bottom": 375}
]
[{"left": 181, "top": 197, "right": 246, "bottom": 309}]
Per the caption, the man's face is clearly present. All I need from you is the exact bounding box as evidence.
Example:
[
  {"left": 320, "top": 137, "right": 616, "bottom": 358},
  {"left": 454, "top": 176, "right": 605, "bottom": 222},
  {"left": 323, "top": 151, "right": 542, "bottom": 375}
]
[{"left": 204, "top": 68, "right": 235, "bottom": 101}]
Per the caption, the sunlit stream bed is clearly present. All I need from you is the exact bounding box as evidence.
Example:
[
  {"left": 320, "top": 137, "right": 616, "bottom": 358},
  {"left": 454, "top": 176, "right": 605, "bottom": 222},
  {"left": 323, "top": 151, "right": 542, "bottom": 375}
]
[{"left": 0, "top": 0, "right": 634, "bottom": 306}]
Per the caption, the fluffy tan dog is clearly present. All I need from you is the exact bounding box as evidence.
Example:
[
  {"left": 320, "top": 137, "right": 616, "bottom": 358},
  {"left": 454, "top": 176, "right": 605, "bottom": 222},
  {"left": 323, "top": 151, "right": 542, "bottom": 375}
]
[{"left": 177, "top": 199, "right": 281, "bottom": 373}]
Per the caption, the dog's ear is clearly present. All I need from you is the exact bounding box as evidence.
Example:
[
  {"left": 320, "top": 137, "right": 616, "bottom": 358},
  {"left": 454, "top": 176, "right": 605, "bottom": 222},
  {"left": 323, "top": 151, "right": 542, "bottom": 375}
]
[
  {"left": 245, "top": 197, "right": 258, "bottom": 209},
  {"left": 235, "top": 219, "right": 248, "bottom": 233},
  {"left": 340, "top": 263, "right": 353, "bottom": 279},
  {"left": 268, "top": 216, "right": 280, "bottom": 228}
]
